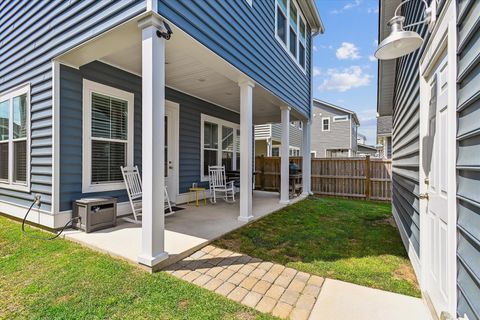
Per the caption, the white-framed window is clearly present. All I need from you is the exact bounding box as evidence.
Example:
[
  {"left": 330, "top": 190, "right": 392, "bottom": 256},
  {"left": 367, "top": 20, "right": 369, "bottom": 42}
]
[
  {"left": 310, "top": 151, "right": 317, "bottom": 158},
  {"left": 82, "top": 80, "right": 134, "bottom": 193},
  {"left": 289, "top": 146, "right": 300, "bottom": 156},
  {"left": 275, "top": 0, "right": 307, "bottom": 71},
  {"left": 272, "top": 146, "right": 280, "bottom": 156},
  {"left": 201, "top": 114, "right": 240, "bottom": 181},
  {"left": 322, "top": 117, "right": 330, "bottom": 131},
  {"left": 0, "top": 84, "right": 30, "bottom": 191},
  {"left": 333, "top": 115, "right": 349, "bottom": 122}
]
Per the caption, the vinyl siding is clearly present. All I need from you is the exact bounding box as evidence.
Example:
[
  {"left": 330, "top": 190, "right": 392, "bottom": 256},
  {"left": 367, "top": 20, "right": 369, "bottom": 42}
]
[
  {"left": 271, "top": 123, "right": 303, "bottom": 148},
  {"left": 310, "top": 102, "right": 353, "bottom": 157},
  {"left": 456, "top": 0, "right": 480, "bottom": 318},
  {"left": 390, "top": 1, "right": 427, "bottom": 258},
  {"left": 0, "top": 0, "right": 146, "bottom": 214},
  {"left": 157, "top": 0, "right": 312, "bottom": 117},
  {"left": 59, "top": 61, "right": 239, "bottom": 211}
]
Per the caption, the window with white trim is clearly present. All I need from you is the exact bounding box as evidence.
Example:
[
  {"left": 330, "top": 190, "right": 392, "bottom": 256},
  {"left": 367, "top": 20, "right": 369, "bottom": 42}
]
[
  {"left": 275, "top": 0, "right": 307, "bottom": 70},
  {"left": 289, "top": 146, "right": 300, "bottom": 156},
  {"left": 83, "top": 80, "right": 134, "bottom": 193},
  {"left": 333, "top": 115, "right": 349, "bottom": 122},
  {"left": 0, "top": 84, "right": 30, "bottom": 190},
  {"left": 201, "top": 114, "right": 240, "bottom": 180},
  {"left": 322, "top": 117, "right": 330, "bottom": 131}
]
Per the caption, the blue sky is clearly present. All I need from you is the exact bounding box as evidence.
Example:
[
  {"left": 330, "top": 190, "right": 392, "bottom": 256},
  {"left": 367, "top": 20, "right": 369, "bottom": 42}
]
[{"left": 312, "top": 0, "right": 379, "bottom": 144}]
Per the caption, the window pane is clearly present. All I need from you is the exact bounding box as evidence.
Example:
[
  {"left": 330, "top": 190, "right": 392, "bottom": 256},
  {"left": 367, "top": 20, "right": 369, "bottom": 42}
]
[
  {"left": 299, "top": 43, "right": 305, "bottom": 68},
  {"left": 289, "top": 1, "right": 298, "bottom": 28},
  {"left": 13, "top": 140, "right": 26, "bottom": 183},
  {"left": 91, "top": 140, "right": 126, "bottom": 183},
  {"left": 203, "top": 150, "right": 217, "bottom": 176},
  {"left": 222, "top": 152, "right": 233, "bottom": 171},
  {"left": 222, "top": 126, "right": 233, "bottom": 152},
  {"left": 13, "top": 94, "right": 27, "bottom": 139},
  {"left": 272, "top": 148, "right": 279, "bottom": 156},
  {"left": 0, "top": 143, "right": 8, "bottom": 180},
  {"left": 289, "top": 27, "right": 297, "bottom": 56},
  {"left": 204, "top": 122, "right": 218, "bottom": 149},
  {"left": 278, "top": 0, "right": 287, "bottom": 12},
  {"left": 0, "top": 100, "right": 9, "bottom": 141},
  {"left": 299, "top": 19, "right": 306, "bottom": 44},
  {"left": 277, "top": 7, "right": 287, "bottom": 44},
  {"left": 91, "top": 93, "right": 128, "bottom": 140}
]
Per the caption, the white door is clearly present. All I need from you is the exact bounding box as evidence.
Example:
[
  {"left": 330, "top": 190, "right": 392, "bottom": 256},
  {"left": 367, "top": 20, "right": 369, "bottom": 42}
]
[
  {"left": 423, "top": 52, "right": 450, "bottom": 315},
  {"left": 164, "top": 101, "right": 179, "bottom": 203}
]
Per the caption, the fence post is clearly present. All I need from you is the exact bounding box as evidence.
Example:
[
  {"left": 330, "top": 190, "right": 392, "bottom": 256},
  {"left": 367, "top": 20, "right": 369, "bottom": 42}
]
[
  {"left": 365, "top": 155, "right": 371, "bottom": 200},
  {"left": 260, "top": 156, "right": 265, "bottom": 191}
]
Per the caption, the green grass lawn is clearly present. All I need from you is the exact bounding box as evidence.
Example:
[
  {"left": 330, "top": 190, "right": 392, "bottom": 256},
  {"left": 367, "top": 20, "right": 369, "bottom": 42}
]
[
  {"left": 214, "top": 197, "right": 420, "bottom": 297},
  {"left": 0, "top": 217, "right": 275, "bottom": 320}
]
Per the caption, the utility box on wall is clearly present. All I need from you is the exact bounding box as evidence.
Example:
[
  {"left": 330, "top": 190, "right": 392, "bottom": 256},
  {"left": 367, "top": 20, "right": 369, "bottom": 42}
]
[{"left": 73, "top": 198, "right": 117, "bottom": 233}]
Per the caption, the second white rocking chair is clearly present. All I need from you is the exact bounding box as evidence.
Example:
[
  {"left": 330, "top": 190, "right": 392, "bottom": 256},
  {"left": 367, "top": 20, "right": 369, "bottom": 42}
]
[
  {"left": 208, "top": 165, "right": 236, "bottom": 204},
  {"left": 121, "top": 165, "right": 174, "bottom": 223}
]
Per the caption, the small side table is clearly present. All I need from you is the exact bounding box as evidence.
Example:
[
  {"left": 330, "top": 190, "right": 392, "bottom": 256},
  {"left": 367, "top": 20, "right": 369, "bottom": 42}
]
[{"left": 188, "top": 187, "right": 207, "bottom": 207}]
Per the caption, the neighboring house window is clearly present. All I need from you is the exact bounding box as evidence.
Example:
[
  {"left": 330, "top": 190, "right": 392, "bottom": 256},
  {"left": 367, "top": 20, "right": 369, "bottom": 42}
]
[
  {"left": 201, "top": 114, "right": 239, "bottom": 180},
  {"left": 333, "top": 115, "right": 348, "bottom": 122},
  {"left": 322, "top": 117, "right": 330, "bottom": 131},
  {"left": 0, "top": 84, "right": 30, "bottom": 191},
  {"left": 298, "top": 121, "right": 303, "bottom": 130},
  {"left": 275, "top": 0, "right": 307, "bottom": 71},
  {"left": 289, "top": 146, "right": 300, "bottom": 156},
  {"left": 326, "top": 149, "right": 349, "bottom": 158},
  {"left": 83, "top": 80, "right": 134, "bottom": 193},
  {"left": 272, "top": 146, "right": 280, "bottom": 156},
  {"left": 311, "top": 151, "right": 317, "bottom": 158}
]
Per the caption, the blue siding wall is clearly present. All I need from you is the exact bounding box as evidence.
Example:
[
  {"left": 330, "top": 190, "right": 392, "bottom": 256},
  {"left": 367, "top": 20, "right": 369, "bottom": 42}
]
[
  {"left": 456, "top": 0, "right": 480, "bottom": 318},
  {"left": 158, "top": 0, "right": 312, "bottom": 117},
  {"left": 60, "top": 61, "right": 239, "bottom": 211},
  {"left": 0, "top": 0, "right": 145, "bottom": 213}
]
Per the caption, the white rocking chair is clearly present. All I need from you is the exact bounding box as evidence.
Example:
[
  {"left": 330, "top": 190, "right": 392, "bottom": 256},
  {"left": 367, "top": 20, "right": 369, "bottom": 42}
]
[
  {"left": 121, "top": 165, "right": 174, "bottom": 223},
  {"left": 208, "top": 165, "right": 235, "bottom": 204}
]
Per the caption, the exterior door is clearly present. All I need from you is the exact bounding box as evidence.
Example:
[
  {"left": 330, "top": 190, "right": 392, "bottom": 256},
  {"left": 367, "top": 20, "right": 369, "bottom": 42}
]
[
  {"left": 423, "top": 52, "right": 450, "bottom": 315},
  {"left": 164, "top": 101, "right": 179, "bottom": 203}
]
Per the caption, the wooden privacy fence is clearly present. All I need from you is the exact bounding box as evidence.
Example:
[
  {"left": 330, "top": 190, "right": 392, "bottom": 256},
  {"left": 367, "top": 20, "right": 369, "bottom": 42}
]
[{"left": 255, "top": 156, "right": 392, "bottom": 201}]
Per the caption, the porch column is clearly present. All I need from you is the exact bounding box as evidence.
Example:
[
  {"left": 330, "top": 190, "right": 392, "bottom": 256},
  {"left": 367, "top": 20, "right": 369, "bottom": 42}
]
[
  {"left": 280, "top": 106, "right": 290, "bottom": 204},
  {"left": 302, "top": 120, "right": 312, "bottom": 196},
  {"left": 137, "top": 15, "right": 168, "bottom": 267},
  {"left": 238, "top": 79, "right": 255, "bottom": 222},
  {"left": 267, "top": 138, "right": 273, "bottom": 157}
]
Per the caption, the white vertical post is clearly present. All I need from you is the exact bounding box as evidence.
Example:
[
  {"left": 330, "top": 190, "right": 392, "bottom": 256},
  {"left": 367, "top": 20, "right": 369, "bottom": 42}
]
[
  {"left": 280, "top": 106, "right": 290, "bottom": 204},
  {"left": 238, "top": 79, "right": 255, "bottom": 222},
  {"left": 137, "top": 15, "right": 168, "bottom": 267},
  {"left": 267, "top": 138, "right": 273, "bottom": 157},
  {"left": 302, "top": 120, "right": 312, "bottom": 195}
]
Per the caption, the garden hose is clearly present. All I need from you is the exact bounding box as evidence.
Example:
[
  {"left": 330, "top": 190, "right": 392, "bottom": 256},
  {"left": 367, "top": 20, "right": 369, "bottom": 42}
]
[{"left": 21, "top": 197, "right": 80, "bottom": 241}]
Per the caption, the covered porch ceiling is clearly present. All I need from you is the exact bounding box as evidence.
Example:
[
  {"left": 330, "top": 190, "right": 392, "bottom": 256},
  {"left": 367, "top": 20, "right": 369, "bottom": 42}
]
[{"left": 57, "top": 14, "right": 306, "bottom": 124}]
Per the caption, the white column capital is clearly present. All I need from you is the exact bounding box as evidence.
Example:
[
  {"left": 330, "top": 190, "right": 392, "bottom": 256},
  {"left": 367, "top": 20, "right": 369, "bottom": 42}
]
[
  {"left": 280, "top": 105, "right": 291, "bottom": 111},
  {"left": 238, "top": 78, "right": 255, "bottom": 88},
  {"left": 138, "top": 13, "right": 163, "bottom": 29}
]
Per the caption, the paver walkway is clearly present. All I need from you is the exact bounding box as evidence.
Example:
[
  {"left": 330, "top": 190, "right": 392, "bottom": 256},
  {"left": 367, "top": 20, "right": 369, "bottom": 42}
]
[{"left": 164, "top": 245, "right": 324, "bottom": 320}]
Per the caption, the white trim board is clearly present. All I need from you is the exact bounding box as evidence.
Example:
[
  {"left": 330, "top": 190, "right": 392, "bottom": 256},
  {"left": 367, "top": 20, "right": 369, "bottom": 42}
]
[{"left": 0, "top": 200, "right": 71, "bottom": 229}]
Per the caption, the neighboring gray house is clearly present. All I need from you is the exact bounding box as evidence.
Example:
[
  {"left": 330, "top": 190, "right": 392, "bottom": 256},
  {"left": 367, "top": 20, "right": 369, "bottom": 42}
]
[
  {"left": 378, "top": 0, "right": 479, "bottom": 319},
  {"left": 311, "top": 99, "right": 360, "bottom": 158},
  {"left": 376, "top": 116, "right": 392, "bottom": 159},
  {"left": 356, "top": 134, "right": 379, "bottom": 157},
  {"left": 255, "top": 122, "right": 303, "bottom": 157}
]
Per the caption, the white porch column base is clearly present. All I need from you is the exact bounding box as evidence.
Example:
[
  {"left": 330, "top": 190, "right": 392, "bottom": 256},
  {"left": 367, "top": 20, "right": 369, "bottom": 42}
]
[
  {"left": 280, "top": 106, "right": 291, "bottom": 204},
  {"left": 302, "top": 120, "right": 312, "bottom": 196},
  {"left": 138, "top": 14, "right": 168, "bottom": 267},
  {"left": 239, "top": 79, "right": 255, "bottom": 222}
]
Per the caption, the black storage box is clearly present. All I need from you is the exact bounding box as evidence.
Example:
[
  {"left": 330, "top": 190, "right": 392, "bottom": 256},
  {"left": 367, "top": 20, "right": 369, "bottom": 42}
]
[{"left": 72, "top": 197, "right": 117, "bottom": 233}]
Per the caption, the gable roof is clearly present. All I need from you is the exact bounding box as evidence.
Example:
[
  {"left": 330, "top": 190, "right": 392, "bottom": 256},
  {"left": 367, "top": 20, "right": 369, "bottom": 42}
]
[{"left": 313, "top": 99, "right": 360, "bottom": 125}]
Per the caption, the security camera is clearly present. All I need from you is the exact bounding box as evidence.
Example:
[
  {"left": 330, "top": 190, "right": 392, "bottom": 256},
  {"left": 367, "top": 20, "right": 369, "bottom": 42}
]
[{"left": 156, "top": 21, "right": 173, "bottom": 40}]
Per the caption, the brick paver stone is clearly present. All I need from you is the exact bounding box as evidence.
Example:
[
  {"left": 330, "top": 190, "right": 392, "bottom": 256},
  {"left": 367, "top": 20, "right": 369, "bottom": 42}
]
[
  {"left": 281, "top": 267, "right": 298, "bottom": 278},
  {"left": 256, "top": 296, "right": 277, "bottom": 313},
  {"left": 252, "top": 280, "right": 272, "bottom": 295},
  {"left": 265, "top": 284, "right": 285, "bottom": 300},
  {"left": 205, "top": 266, "right": 224, "bottom": 277},
  {"left": 307, "top": 275, "right": 325, "bottom": 287},
  {"left": 275, "top": 275, "right": 294, "bottom": 288},
  {"left": 192, "top": 274, "right": 212, "bottom": 286},
  {"left": 250, "top": 267, "right": 267, "bottom": 279},
  {"left": 227, "top": 286, "right": 249, "bottom": 302},
  {"left": 240, "top": 276, "right": 259, "bottom": 290},
  {"left": 215, "top": 282, "right": 236, "bottom": 296},
  {"left": 182, "top": 270, "right": 201, "bottom": 282},
  {"left": 289, "top": 307, "right": 310, "bottom": 320},
  {"left": 203, "top": 278, "right": 223, "bottom": 291},
  {"left": 303, "top": 284, "right": 321, "bottom": 297},
  {"left": 257, "top": 261, "right": 274, "bottom": 271},
  {"left": 295, "top": 294, "right": 316, "bottom": 311},
  {"left": 280, "top": 289, "right": 300, "bottom": 305},
  {"left": 227, "top": 272, "right": 247, "bottom": 285},
  {"left": 216, "top": 268, "right": 235, "bottom": 281},
  {"left": 242, "top": 291, "right": 263, "bottom": 308},
  {"left": 272, "top": 301, "right": 294, "bottom": 318},
  {"left": 238, "top": 264, "right": 256, "bottom": 275},
  {"left": 262, "top": 271, "right": 280, "bottom": 283},
  {"left": 288, "top": 279, "right": 307, "bottom": 293}
]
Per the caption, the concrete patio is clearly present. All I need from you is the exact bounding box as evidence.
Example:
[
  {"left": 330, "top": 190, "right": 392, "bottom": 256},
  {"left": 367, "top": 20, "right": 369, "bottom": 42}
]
[{"left": 63, "top": 191, "right": 305, "bottom": 269}]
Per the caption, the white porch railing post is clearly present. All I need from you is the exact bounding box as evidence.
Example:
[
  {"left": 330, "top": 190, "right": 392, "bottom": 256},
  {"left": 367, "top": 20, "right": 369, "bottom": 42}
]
[
  {"left": 267, "top": 137, "right": 273, "bottom": 157},
  {"left": 238, "top": 79, "right": 255, "bottom": 222},
  {"left": 280, "top": 106, "right": 290, "bottom": 204},
  {"left": 302, "top": 120, "right": 312, "bottom": 196},
  {"left": 137, "top": 15, "right": 168, "bottom": 267}
]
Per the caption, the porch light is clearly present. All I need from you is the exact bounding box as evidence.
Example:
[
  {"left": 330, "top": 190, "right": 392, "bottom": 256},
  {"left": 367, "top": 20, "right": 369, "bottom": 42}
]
[{"left": 375, "top": 0, "right": 437, "bottom": 60}]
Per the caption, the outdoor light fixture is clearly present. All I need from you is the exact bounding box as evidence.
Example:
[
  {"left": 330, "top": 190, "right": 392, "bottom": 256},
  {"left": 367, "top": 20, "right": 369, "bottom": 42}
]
[{"left": 375, "top": 0, "right": 437, "bottom": 60}]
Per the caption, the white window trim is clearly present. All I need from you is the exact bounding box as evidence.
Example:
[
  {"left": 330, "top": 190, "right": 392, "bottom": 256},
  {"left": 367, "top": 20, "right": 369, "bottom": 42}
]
[
  {"left": 200, "top": 114, "right": 240, "bottom": 182},
  {"left": 82, "top": 79, "right": 134, "bottom": 193},
  {"left": 274, "top": 0, "right": 307, "bottom": 73},
  {"left": 289, "top": 146, "right": 300, "bottom": 156},
  {"left": 0, "top": 83, "right": 31, "bottom": 192},
  {"left": 322, "top": 117, "right": 330, "bottom": 132},
  {"left": 333, "top": 115, "right": 349, "bottom": 122}
]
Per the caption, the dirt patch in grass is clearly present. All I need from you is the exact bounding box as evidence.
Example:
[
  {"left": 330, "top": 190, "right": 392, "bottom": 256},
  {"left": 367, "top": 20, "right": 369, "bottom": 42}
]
[
  {"left": 231, "top": 311, "right": 257, "bottom": 320},
  {"left": 178, "top": 299, "right": 189, "bottom": 310},
  {"left": 394, "top": 263, "right": 419, "bottom": 290},
  {"left": 218, "top": 238, "right": 242, "bottom": 252},
  {"left": 374, "top": 216, "right": 397, "bottom": 228}
]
